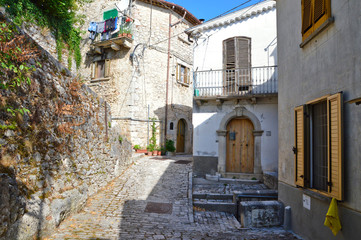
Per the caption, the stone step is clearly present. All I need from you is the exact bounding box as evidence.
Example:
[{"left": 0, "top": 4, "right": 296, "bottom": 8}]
[
  {"left": 193, "top": 200, "right": 237, "bottom": 215},
  {"left": 233, "top": 189, "right": 278, "bottom": 202},
  {"left": 193, "top": 193, "right": 234, "bottom": 201},
  {"left": 238, "top": 200, "right": 284, "bottom": 228}
]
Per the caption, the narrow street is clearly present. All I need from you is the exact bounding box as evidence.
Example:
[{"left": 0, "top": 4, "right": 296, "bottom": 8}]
[{"left": 46, "top": 156, "right": 299, "bottom": 240}]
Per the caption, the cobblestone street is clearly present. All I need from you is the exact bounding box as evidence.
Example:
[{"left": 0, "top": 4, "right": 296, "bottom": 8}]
[{"left": 46, "top": 156, "right": 300, "bottom": 240}]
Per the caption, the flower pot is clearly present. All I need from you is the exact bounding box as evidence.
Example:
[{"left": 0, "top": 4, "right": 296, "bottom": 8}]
[
  {"left": 153, "top": 150, "right": 158, "bottom": 155},
  {"left": 147, "top": 151, "right": 153, "bottom": 156},
  {"left": 136, "top": 149, "right": 147, "bottom": 153},
  {"left": 166, "top": 151, "right": 176, "bottom": 156}
]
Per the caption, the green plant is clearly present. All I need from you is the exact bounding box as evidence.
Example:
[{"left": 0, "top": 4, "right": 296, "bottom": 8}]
[
  {"left": 133, "top": 145, "right": 141, "bottom": 150},
  {"left": 108, "top": 121, "right": 111, "bottom": 128},
  {"left": 146, "top": 144, "right": 155, "bottom": 152},
  {"left": 149, "top": 118, "right": 157, "bottom": 147},
  {"left": 0, "top": 21, "right": 37, "bottom": 130},
  {"left": 1, "top": 0, "right": 91, "bottom": 69},
  {"left": 165, "top": 139, "right": 175, "bottom": 152},
  {"left": 118, "top": 135, "right": 123, "bottom": 144}
]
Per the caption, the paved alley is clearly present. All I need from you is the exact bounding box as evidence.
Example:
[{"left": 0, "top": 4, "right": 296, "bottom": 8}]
[{"left": 46, "top": 156, "right": 299, "bottom": 240}]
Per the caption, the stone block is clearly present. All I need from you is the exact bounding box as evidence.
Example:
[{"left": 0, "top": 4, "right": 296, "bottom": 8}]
[{"left": 239, "top": 200, "right": 284, "bottom": 228}]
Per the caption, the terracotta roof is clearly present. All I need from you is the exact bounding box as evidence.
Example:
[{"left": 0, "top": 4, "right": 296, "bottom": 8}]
[{"left": 137, "top": 0, "right": 201, "bottom": 26}]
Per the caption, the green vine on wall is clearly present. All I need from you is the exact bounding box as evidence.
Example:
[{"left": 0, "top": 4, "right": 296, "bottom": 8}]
[
  {"left": 0, "top": 0, "right": 92, "bottom": 69},
  {"left": 0, "top": 21, "right": 38, "bottom": 130}
]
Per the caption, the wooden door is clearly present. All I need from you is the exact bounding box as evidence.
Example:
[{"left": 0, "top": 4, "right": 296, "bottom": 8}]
[
  {"left": 176, "top": 119, "right": 186, "bottom": 153},
  {"left": 226, "top": 118, "right": 254, "bottom": 173}
]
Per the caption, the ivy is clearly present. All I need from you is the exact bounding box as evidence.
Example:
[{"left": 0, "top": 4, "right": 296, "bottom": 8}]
[
  {"left": 1, "top": 0, "right": 93, "bottom": 69},
  {"left": 0, "top": 21, "right": 38, "bottom": 130}
]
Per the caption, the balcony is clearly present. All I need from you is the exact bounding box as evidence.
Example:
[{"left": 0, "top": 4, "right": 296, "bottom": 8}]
[
  {"left": 193, "top": 66, "right": 278, "bottom": 99},
  {"left": 91, "top": 20, "right": 134, "bottom": 50}
]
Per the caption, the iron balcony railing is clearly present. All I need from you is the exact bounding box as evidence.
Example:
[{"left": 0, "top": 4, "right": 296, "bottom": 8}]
[{"left": 193, "top": 66, "right": 278, "bottom": 97}]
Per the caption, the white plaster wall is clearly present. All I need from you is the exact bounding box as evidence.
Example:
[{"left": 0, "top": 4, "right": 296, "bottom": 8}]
[
  {"left": 193, "top": 7, "right": 277, "bottom": 71},
  {"left": 193, "top": 100, "right": 278, "bottom": 172}
]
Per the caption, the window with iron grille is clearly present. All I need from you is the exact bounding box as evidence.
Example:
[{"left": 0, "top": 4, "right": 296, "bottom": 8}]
[{"left": 294, "top": 93, "right": 343, "bottom": 200}]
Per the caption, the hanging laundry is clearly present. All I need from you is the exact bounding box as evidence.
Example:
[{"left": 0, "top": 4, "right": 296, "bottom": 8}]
[
  {"left": 88, "top": 22, "right": 97, "bottom": 40},
  {"left": 97, "top": 21, "right": 105, "bottom": 34},
  {"left": 113, "top": 17, "right": 118, "bottom": 31},
  {"left": 105, "top": 18, "right": 113, "bottom": 32}
]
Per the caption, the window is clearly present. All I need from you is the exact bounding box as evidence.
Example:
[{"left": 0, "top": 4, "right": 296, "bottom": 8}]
[
  {"left": 176, "top": 64, "right": 190, "bottom": 85},
  {"left": 301, "top": 0, "right": 331, "bottom": 41},
  {"left": 91, "top": 59, "right": 110, "bottom": 79},
  {"left": 294, "top": 93, "right": 343, "bottom": 200},
  {"left": 223, "top": 37, "right": 251, "bottom": 94}
]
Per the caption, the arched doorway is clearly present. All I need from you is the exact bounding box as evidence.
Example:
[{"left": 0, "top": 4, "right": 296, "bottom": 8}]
[
  {"left": 226, "top": 118, "right": 254, "bottom": 173},
  {"left": 217, "top": 107, "right": 263, "bottom": 175},
  {"left": 176, "top": 119, "right": 186, "bottom": 153}
]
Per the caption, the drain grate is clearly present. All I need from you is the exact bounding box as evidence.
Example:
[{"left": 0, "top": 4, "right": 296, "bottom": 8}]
[
  {"left": 144, "top": 202, "right": 173, "bottom": 214},
  {"left": 174, "top": 160, "right": 191, "bottom": 164}
]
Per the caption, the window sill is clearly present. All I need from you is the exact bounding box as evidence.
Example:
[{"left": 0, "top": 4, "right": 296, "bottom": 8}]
[
  {"left": 90, "top": 77, "right": 110, "bottom": 83},
  {"left": 300, "top": 17, "right": 334, "bottom": 48},
  {"left": 302, "top": 188, "right": 332, "bottom": 203},
  {"left": 177, "top": 81, "right": 190, "bottom": 87}
]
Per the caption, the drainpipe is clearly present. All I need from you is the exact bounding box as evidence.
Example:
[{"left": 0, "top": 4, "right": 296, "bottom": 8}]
[{"left": 164, "top": 10, "right": 172, "bottom": 142}]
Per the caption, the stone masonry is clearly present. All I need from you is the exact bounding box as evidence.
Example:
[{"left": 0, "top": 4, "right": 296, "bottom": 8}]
[
  {"left": 46, "top": 156, "right": 300, "bottom": 240},
  {"left": 78, "top": 0, "right": 197, "bottom": 151},
  {"left": 0, "top": 16, "right": 133, "bottom": 240}
]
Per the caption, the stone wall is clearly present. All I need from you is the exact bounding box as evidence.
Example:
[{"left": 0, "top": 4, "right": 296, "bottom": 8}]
[{"left": 0, "top": 17, "right": 133, "bottom": 240}]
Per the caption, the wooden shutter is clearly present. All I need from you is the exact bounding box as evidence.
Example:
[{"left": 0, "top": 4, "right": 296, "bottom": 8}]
[
  {"left": 294, "top": 105, "right": 305, "bottom": 187},
  {"left": 104, "top": 59, "right": 111, "bottom": 78},
  {"left": 236, "top": 37, "right": 251, "bottom": 86},
  {"left": 224, "top": 39, "right": 236, "bottom": 70},
  {"left": 185, "top": 67, "right": 189, "bottom": 84},
  {"left": 176, "top": 64, "right": 179, "bottom": 81},
  {"left": 314, "top": 0, "right": 326, "bottom": 22},
  {"left": 223, "top": 39, "right": 236, "bottom": 93},
  {"left": 91, "top": 62, "right": 96, "bottom": 79},
  {"left": 302, "top": 0, "right": 313, "bottom": 34},
  {"left": 327, "top": 93, "right": 343, "bottom": 200}
]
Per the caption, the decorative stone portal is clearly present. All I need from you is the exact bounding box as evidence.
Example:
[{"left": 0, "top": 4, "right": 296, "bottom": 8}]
[
  {"left": 144, "top": 202, "right": 173, "bottom": 214},
  {"left": 217, "top": 107, "right": 264, "bottom": 177}
]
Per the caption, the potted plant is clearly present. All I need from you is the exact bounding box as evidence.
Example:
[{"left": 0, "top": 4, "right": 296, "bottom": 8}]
[
  {"left": 134, "top": 145, "right": 147, "bottom": 153},
  {"left": 155, "top": 146, "right": 161, "bottom": 156},
  {"left": 146, "top": 144, "right": 155, "bottom": 155},
  {"left": 160, "top": 146, "right": 166, "bottom": 156},
  {"left": 165, "top": 139, "right": 176, "bottom": 156}
]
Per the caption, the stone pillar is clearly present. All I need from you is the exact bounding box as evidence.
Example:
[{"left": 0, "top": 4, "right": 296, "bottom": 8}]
[
  {"left": 253, "top": 130, "right": 264, "bottom": 174},
  {"left": 216, "top": 130, "right": 227, "bottom": 175}
]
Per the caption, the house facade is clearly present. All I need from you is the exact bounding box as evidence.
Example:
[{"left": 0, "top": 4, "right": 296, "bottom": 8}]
[
  {"left": 277, "top": 0, "right": 361, "bottom": 239},
  {"left": 79, "top": 0, "right": 200, "bottom": 152},
  {"left": 187, "top": 0, "right": 278, "bottom": 179}
]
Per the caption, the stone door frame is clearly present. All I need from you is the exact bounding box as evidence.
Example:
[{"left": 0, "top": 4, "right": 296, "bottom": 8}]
[{"left": 217, "top": 107, "right": 264, "bottom": 175}]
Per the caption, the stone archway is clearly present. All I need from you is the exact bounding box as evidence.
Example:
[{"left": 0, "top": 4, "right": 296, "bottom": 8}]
[{"left": 217, "top": 106, "right": 264, "bottom": 175}]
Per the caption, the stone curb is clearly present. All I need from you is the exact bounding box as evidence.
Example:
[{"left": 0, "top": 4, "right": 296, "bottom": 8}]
[{"left": 188, "top": 172, "right": 194, "bottom": 223}]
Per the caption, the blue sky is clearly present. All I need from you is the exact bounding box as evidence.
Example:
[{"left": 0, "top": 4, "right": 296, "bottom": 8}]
[{"left": 170, "top": 0, "right": 265, "bottom": 22}]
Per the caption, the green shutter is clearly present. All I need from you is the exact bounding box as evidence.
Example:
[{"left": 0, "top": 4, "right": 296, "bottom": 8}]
[{"left": 103, "top": 9, "right": 118, "bottom": 20}]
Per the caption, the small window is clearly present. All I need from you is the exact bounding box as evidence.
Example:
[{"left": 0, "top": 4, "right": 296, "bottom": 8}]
[
  {"left": 294, "top": 93, "right": 343, "bottom": 200},
  {"left": 301, "top": 0, "right": 331, "bottom": 41},
  {"left": 91, "top": 59, "right": 111, "bottom": 79},
  {"left": 170, "top": 122, "right": 174, "bottom": 130},
  {"left": 176, "top": 64, "right": 190, "bottom": 85}
]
